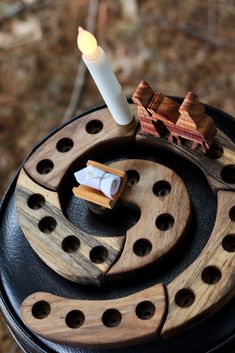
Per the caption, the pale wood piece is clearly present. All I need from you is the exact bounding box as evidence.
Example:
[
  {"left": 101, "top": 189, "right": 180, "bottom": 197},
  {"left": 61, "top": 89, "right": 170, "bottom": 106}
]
[
  {"left": 72, "top": 160, "right": 127, "bottom": 209},
  {"left": 107, "top": 159, "right": 191, "bottom": 277},
  {"left": 21, "top": 284, "right": 166, "bottom": 348},
  {"left": 15, "top": 169, "right": 125, "bottom": 285},
  {"left": 162, "top": 190, "right": 235, "bottom": 336},
  {"left": 132, "top": 81, "right": 217, "bottom": 152},
  {"left": 23, "top": 105, "right": 138, "bottom": 191},
  {"left": 167, "top": 92, "right": 217, "bottom": 152},
  {"left": 136, "top": 127, "right": 235, "bottom": 191}
]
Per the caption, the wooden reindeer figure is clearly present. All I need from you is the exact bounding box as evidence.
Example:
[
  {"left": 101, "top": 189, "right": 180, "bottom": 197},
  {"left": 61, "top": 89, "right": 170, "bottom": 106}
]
[
  {"left": 147, "top": 90, "right": 180, "bottom": 136},
  {"left": 132, "top": 80, "right": 161, "bottom": 137},
  {"left": 168, "top": 92, "right": 217, "bottom": 152},
  {"left": 132, "top": 81, "right": 180, "bottom": 137}
]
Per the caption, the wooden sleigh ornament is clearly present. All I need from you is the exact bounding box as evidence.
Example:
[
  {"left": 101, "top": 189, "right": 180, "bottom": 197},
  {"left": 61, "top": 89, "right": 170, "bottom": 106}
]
[{"left": 132, "top": 80, "right": 217, "bottom": 152}]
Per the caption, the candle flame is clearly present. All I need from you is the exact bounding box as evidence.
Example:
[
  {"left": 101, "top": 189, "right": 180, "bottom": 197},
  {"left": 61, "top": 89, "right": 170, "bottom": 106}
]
[{"left": 77, "top": 27, "right": 98, "bottom": 56}]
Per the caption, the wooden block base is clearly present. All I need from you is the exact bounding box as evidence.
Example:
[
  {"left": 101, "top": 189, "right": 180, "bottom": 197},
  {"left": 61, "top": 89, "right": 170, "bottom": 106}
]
[
  {"left": 14, "top": 102, "right": 235, "bottom": 349},
  {"left": 72, "top": 160, "right": 127, "bottom": 209}
]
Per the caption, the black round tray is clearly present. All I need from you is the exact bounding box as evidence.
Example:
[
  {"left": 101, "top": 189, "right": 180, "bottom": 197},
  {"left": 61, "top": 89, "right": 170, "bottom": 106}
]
[{"left": 1, "top": 99, "right": 235, "bottom": 353}]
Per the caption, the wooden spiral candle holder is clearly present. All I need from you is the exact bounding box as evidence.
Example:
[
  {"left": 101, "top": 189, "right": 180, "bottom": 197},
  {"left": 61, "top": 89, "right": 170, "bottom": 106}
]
[{"left": 14, "top": 102, "right": 235, "bottom": 349}]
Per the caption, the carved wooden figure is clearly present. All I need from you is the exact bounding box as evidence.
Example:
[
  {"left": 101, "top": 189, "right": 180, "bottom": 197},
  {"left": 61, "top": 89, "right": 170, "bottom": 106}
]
[
  {"left": 167, "top": 92, "right": 217, "bottom": 152},
  {"left": 132, "top": 81, "right": 217, "bottom": 152},
  {"left": 132, "top": 80, "right": 161, "bottom": 137},
  {"left": 132, "top": 80, "right": 180, "bottom": 137}
]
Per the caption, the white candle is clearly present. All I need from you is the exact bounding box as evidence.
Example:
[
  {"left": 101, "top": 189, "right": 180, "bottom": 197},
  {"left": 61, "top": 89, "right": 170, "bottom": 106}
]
[{"left": 77, "top": 27, "right": 133, "bottom": 126}]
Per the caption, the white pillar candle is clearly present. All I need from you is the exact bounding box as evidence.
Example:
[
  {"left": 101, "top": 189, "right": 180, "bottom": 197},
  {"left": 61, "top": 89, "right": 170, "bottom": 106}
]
[{"left": 77, "top": 27, "right": 133, "bottom": 126}]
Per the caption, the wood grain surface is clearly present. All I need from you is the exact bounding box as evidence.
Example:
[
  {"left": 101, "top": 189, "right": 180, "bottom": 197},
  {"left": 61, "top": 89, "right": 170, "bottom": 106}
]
[
  {"left": 162, "top": 190, "right": 235, "bottom": 336},
  {"left": 107, "top": 159, "right": 191, "bottom": 277},
  {"left": 136, "top": 127, "right": 235, "bottom": 191},
  {"left": 23, "top": 106, "right": 138, "bottom": 191},
  {"left": 16, "top": 169, "right": 125, "bottom": 285},
  {"left": 73, "top": 160, "right": 127, "bottom": 209},
  {"left": 21, "top": 284, "right": 166, "bottom": 348}
]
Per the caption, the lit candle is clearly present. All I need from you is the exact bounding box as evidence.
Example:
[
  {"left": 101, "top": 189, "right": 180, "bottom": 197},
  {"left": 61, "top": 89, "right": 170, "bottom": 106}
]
[{"left": 77, "top": 27, "right": 133, "bottom": 126}]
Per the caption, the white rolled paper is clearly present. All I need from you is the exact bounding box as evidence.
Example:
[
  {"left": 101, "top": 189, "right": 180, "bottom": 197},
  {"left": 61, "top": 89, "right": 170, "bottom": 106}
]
[{"left": 74, "top": 166, "right": 121, "bottom": 199}]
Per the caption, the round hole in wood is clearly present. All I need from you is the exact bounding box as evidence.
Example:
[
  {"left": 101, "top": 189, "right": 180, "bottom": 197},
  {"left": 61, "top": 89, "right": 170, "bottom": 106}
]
[
  {"left": 32, "top": 301, "right": 50, "bottom": 319},
  {"left": 102, "top": 309, "right": 122, "bottom": 327},
  {"left": 229, "top": 206, "right": 235, "bottom": 221},
  {"left": 156, "top": 214, "right": 174, "bottom": 231},
  {"left": 126, "top": 170, "right": 140, "bottom": 187},
  {"left": 222, "top": 234, "right": 235, "bottom": 252},
  {"left": 89, "top": 246, "right": 109, "bottom": 264},
  {"left": 133, "top": 239, "right": 152, "bottom": 257},
  {"left": 56, "top": 137, "right": 74, "bottom": 152},
  {"left": 38, "top": 216, "right": 57, "bottom": 233},
  {"left": 221, "top": 165, "right": 235, "bottom": 184},
  {"left": 206, "top": 143, "right": 223, "bottom": 159},
  {"left": 136, "top": 301, "right": 155, "bottom": 320},
  {"left": 36, "top": 159, "right": 54, "bottom": 175},
  {"left": 62, "top": 236, "right": 80, "bottom": 253},
  {"left": 153, "top": 180, "right": 171, "bottom": 197},
  {"left": 201, "top": 266, "right": 221, "bottom": 285},
  {"left": 86, "top": 120, "right": 103, "bottom": 134},
  {"left": 66, "top": 310, "right": 85, "bottom": 329},
  {"left": 27, "top": 194, "right": 45, "bottom": 210},
  {"left": 175, "top": 288, "right": 195, "bottom": 308}
]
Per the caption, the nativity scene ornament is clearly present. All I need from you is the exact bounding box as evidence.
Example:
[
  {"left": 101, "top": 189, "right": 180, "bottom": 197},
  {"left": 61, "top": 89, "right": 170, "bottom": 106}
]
[{"left": 132, "top": 80, "right": 217, "bottom": 152}]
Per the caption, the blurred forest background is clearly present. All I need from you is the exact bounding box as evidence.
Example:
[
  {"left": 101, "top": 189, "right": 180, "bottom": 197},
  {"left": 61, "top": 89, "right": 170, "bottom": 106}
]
[{"left": 0, "top": 0, "right": 235, "bottom": 351}]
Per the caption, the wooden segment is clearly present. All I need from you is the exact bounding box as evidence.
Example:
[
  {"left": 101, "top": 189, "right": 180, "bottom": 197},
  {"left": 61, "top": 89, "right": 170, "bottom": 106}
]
[
  {"left": 136, "top": 127, "right": 235, "bottom": 191},
  {"left": 107, "top": 159, "right": 191, "bottom": 277},
  {"left": 23, "top": 105, "right": 138, "bottom": 191},
  {"left": 162, "top": 190, "right": 235, "bottom": 336},
  {"left": 15, "top": 169, "right": 125, "bottom": 285},
  {"left": 72, "top": 160, "right": 127, "bottom": 209},
  {"left": 21, "top": 283, "right": 166, "bottom": 348}
]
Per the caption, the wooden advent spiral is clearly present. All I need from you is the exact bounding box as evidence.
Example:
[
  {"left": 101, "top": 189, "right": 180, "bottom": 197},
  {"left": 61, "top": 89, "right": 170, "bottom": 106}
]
[{"left": 16, "top": 103, "right": 235, "bottom": 348}]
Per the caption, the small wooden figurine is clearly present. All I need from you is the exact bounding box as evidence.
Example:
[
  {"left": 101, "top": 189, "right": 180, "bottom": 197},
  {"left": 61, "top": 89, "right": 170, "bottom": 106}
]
[
  {"left": 132, "top": 81, "right": 217, "bottom": 152},
  {"left": 132, "top": 80, "right": 180, "bottom": 137},
  {"left": 169, "top": 92, "right": 217, "bottom": 152}
]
